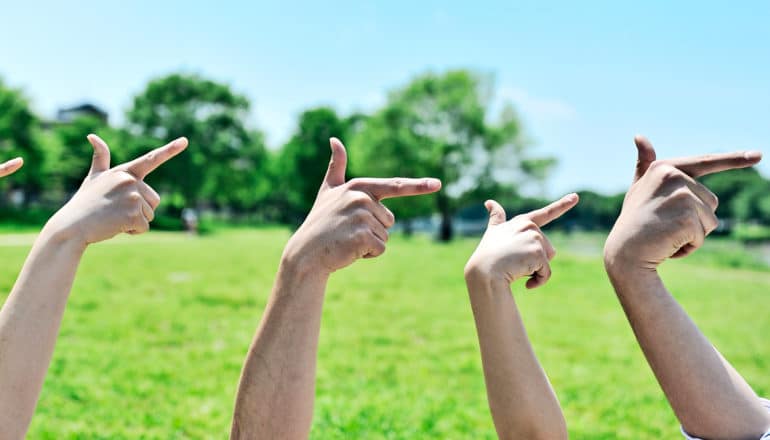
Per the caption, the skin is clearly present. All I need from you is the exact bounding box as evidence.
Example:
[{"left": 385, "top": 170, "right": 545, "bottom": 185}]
[
  {"left": 464, "top": 194, "right": 578, "bottom": 440},
  {"left": 0, "top": 157, "right": 24, "bottom": 178},
  {"left": 0, "top": 134, "right": 188, "bottom": 439},
  {"left": 604, "top": 135, "right": 770, "bottom": 440},
  {"left": 230, "top": 137, "right": 441, "bottom": 440}
]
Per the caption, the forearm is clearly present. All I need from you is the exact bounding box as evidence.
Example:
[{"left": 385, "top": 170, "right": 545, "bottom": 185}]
[
  {"left": 231, "top": 259, "right": 328, "bottom": 440},
  {"left": 465, "top": 270, "right": 567, "bottom": 440},
  {"left": 606, "top": 265, "right": 770, "bottom": 439},
  {"left": 0, "top": 222, "right": 86, "bottom": 437}
]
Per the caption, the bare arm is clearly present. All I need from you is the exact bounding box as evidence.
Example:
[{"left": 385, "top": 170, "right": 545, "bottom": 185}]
[
  {"left": 230, "top": 137, "right": 441, "bottom": 439},
  {"left": 464, "top": 195, "right": 577, "bottom": 440},
  {"left": 605, "top": 268, "right": 770, "bottom": 439},
  {"left": 0, "top": 135, "right": 187, "bottom": 438},
  {"left": 230, "top": 262, "right": 328, "bottom": 439},
  {"left": 0, "top": 224, "right": 86, "bottom": 437},
  {"left": 604, "top": 136, "right": 770, "bottom": 439}
]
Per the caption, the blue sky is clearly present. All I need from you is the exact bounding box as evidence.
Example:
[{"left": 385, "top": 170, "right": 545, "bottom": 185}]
[{"left": 1, "top": 1, "right": 768, "bottom": 196}]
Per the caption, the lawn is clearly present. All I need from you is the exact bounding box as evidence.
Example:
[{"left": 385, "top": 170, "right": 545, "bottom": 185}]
[{"left": 0, "top": 229, "right": 768, "bottom": 439}]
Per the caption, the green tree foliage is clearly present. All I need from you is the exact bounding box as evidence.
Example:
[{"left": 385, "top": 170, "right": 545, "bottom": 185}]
[
  {"left": 559, "top": 190, "right": 625, "bottom": 230},
  {"left": 49, "top": 115, "right": 125, "bottom": 193},
  {"left": 732, "top": 180, "right": 770, "bottom": 225},
  {"left": 349, "top": 69, "right": 553, "bottom": 241},
  {"left": 0, "top": 78, "right": 46, "bottom": 199},
  {"left": 275, "top": 107, "right": 351, "bottom": 223},
  {"left": 699, "top": 167, "right": 766, "bottom": 219},
  {"left": 126, "top": 73, "right": 268, "bottom": 210}
]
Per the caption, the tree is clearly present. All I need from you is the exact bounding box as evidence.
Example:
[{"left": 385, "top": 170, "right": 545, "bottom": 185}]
[
  {"left": 275, "top": 107, "right": 351, "bottom": 223},
  {"left": 0, "top": 78, "right": 46, "bottom": 200},
  {"left": 349, "top": 69, "right": 553, "bottom": 241},
  {"left": 126, "top": 73, "right": 268, "bottom": 210},
  {"left": 559, "top": 190, "right": 625, "bottom": 230},
  {"left": 733, "top": 181, "right": 770, "bottom": 225},
  {"left": 49, "top": 115, "right": 123, "bottom": 194},
  {"left": 699, "top": 167, "right": 765, "bottom": 220}
]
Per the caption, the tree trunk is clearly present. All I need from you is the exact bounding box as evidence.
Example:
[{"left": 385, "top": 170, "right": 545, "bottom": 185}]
[
  {"left": 402, "top": 219, "right": 414, "bottom": 237},
  {"left": 437, "top": 194, "right": 453, "bottom": 242}
]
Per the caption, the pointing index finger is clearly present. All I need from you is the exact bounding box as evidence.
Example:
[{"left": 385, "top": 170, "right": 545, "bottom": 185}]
[
  {"left": 348, "top": 177, "right": 442, "bottom": 200},
  {"left": 0, "top": 157, "right": 23, "bottom": 178},
  {"left": 524, "top": 193, "right": 579, "bottom": 227},
  {"left": 668, "top": 151, "right": 762, "bottom": 178},
  {"left": 123, "top": 137, "right": 188, "bottom": 178}
]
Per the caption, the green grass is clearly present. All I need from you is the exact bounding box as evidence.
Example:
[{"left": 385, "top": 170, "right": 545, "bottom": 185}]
[{"left": 0, "top": 229, "right": 768, "bottom": 439}]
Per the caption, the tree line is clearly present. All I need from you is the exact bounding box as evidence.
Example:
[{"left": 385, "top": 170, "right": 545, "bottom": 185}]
[{"left": 1, "top": 71, "right": 768, "bottom": 240}]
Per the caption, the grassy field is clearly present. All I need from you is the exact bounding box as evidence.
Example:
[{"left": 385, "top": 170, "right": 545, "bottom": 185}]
[{"left": 0, "top": 229, "right": 769, "bottom": 439}]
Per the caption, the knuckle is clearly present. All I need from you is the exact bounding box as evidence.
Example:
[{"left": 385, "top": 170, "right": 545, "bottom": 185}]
[
  {"left": 353, "top": 229, "right": 369, "bottom": 246},
  {"left": 674, "top": 213, "right": 698, "bottom": 231},
  {"left": 518, "top": 219, "right": 538, "bottom": 231},
  {"left": 651, "top": 162, "right": 679, "bottom": 180},
  {"left": 525, "top": 229, "right": 541, "bottom": 242},
  {"left": 669, "top": 187, "right": 694, "bottom": 203},
  {"left": 352, "top": 209, "right": 369, "bottom": 223},
  {"left": 349, "top": 192, "right": 371, "bottom": 207},
  {"left": 647, "top": 160, "right": 665, "bottom": 171},
  {"left": 116, "top": 172, "right": 137, "bottom": 186},
  {"left": 128, "top": 192, "right": 142, "bottom": 203},
  {"left": 661, "top": 168, "right": 684, "bottom": 182}
]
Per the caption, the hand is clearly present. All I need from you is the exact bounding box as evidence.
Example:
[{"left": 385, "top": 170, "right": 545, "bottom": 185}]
[
  {"left": 283, "top": 137, "right": 442, "bottom": 275},
  {"left": 0, "top": 157, "right": 23, "bottom": 178},
  {"left": 46, "top": 134, "right": 188, "bottom": 246},
  {"left": 604, "top": 135, "right": 762, "bottom": 272},
  {"left": 465, "top": 194, "right": 579, "bottom": 287}
]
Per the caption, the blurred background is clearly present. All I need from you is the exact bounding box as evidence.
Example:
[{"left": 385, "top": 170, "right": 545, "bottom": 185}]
[{"left": 1, "top": 1, "right": 770, "bottom": 438}]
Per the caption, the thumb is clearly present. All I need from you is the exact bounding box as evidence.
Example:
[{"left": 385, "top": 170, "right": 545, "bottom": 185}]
[
  {"left": 323, "top": 137, "right": 347, "bottom": 187},
  {"left": 633, "top": 134, "right": 657, "bottom": 182},
  {"left": 485, "top": 199, "right": 506, "bottom": 226},
  {"left": 86, "top": 134, "right": 111, "bottom": 174}
]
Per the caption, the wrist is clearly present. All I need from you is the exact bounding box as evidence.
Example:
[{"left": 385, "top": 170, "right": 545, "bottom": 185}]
[
  {"left": 279, "top": 245, "right": 331, "bottom": 282},
  {"left": 603, "top": 236, "right": 649, "bottom": 274},
  {"left": 604, "top": 249, "right": 661, "bottom": 297},
  {"left": 39, "top": 215, "right": 89, "bottom": 254},
  {"left": 464, "top": 261, "right": 510, "bottom": 293}
]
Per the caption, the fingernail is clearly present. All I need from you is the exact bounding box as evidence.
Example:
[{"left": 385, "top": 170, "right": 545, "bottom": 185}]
[
  {"left": 425, "top": 178, "right": 442, "bottom": 190},
  {"left": 745, "top": 151, "right": 763, "bottom": 161},
  {"left": 174, "top": 137, "right": 188, "bottom": 148},
  {"left": 567, "top": 192, "right": 578, "bottom": 201}
]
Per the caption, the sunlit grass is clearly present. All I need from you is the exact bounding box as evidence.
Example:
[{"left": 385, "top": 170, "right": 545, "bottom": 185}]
[{"left": 0, "top": 229, "right": 767, "bottom": 439}]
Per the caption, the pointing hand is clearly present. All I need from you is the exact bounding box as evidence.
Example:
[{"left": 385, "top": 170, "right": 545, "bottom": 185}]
[{"left": 283, "top": 137, "right": 442, "bottom": 275}]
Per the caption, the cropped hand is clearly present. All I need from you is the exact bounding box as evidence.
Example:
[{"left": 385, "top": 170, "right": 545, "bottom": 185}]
[
  {"left": 47, "top": 134, "right": 188, "bottom": 246},
  {"left": 604, "top": 135, "right": 761, "bottom": 271},
  {"left": 283, "top": 137, "right": 441, "bottom": 275},
  {"left": 465, "top": 194, "right": 578, "bottom": 287}
]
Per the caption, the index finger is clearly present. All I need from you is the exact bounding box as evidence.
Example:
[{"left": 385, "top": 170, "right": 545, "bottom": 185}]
[
  {"left": 122, "top": 137, "right": 188, "bottom": 178},
  {"left": 523, "top": 193, "right": 579, "bottom": 227},
  {"left": 348, "top": 177, "right": 442, "bottom": 200},
  {"left": 0, "top": 157, "right": 23, "bottom": 178},
  {"left": 668, "top": 151, "right": 762, "bottom": 178}
]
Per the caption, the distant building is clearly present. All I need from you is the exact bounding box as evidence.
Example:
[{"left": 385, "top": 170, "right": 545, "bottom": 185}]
[{"left": 56, "top": 103, "right": 109, "bottom": 124}]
